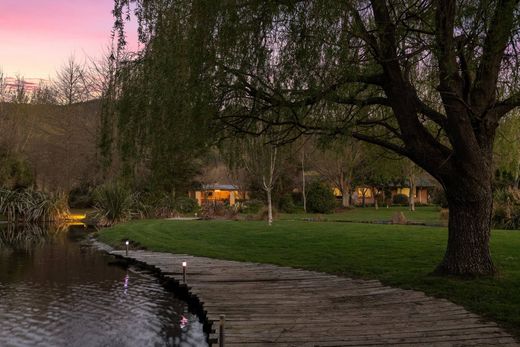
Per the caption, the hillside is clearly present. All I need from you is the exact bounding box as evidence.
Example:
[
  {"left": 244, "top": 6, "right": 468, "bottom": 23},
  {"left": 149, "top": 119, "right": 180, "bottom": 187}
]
[{"left": 0, "top": 100, "right": 101, "bottom": 191}]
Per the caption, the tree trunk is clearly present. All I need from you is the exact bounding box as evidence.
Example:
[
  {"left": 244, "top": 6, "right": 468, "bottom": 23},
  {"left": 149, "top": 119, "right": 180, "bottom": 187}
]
[
  {"left": 342, "top": 190, "right": 350, "bottom": 208},
  {"left": 435, "top": 186, "right": 496, "bottom": 276},
  {"left": 340, "top": 179, "right": 350, "bottom": 208},
  {"left": 410, "top": 182, "right": 416, "bottom": 211},
  {"left": 374, "top": 189, "right": 379, "bottom": 210},
  {"left": 266, "top": 188, "right": 273, "bottom": 226}
]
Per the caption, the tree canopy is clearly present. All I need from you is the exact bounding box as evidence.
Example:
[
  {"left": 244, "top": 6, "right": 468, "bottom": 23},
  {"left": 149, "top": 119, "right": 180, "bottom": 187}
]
[{"left": 112, "top": 0, "right": 520, "bottom": 275}]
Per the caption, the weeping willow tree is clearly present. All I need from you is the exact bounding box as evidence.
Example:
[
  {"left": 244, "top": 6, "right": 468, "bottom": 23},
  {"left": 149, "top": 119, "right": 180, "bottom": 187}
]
[
  {"left": 113, "top": 0, "right": 520, "bottom": 276},
  {"left": 102, "top": 1, "right": 216, "bottom": 194}
]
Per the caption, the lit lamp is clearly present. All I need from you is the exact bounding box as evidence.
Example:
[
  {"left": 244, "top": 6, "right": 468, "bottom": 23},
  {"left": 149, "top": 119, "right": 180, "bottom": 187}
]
[
  {"left": 125, "top": 240, "right": 129, "bottom": 256},
  {"left": 182, "top": 261, "right": 187, "bottom": 283}
]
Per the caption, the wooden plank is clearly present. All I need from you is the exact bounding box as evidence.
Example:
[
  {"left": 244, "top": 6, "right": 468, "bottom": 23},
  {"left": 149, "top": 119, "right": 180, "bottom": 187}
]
[{"left": 107, "top": 249, "right": 519, "bottom": 346}]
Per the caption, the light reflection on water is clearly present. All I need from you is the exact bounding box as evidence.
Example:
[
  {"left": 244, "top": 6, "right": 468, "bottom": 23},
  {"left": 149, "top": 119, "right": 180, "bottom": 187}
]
[{"left": 0, "top": 224, "right": 208, "bottom": 347}]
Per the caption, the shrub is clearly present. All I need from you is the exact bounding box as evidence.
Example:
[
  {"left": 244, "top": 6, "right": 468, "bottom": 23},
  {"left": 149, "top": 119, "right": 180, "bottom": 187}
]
[
  {"left": 278, "top": 194, "right": 296, "bottom": 213},
  {"left": 93, "top": 183, "right": 135, "bottom": 226},
  {"left": 200, "top": 201, "right": 238, "bottom": 220},
  {"left": 69, "top": 184, "right": 95, "bottom": 209},
  {"left": 174, "top": 196, "right": 199, "bottom": 214},
  {"left": 0, "top": 150, "right": 33, "bottom": 189},
  {"left": 0, "top": 189, "right": 22, "bottom": 222},
  {"left": 0, "top": 189, "right": 69, "bottom": 223},
  {"left": 257, "top": 206, "right": 279, "bottom": 221},
  {"left": 392, "top": 193, "right": 409, "bottom": 206},
  {"left": 493, "top": 188, "right": 520, "bottom": 230},
  {"left": 431, "top": 188, "right": 448, "bottom": 208},
  {"left": 131, "top": 192, "right": 156, "bottom": 219},
  {"left": 24, "top": 190, "right": 70, "bottom": 222},
  {"left": 242, "top": 199, "right": 264, "bottom": 214},
  {"left": 307, "top": 182, "right": 336, "bottom": 214}
]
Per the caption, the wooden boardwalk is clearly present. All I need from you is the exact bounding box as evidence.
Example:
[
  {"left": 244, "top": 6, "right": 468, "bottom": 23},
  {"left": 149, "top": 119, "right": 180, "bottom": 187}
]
[{"left": 107, "top": 248, "right": 518, "bottom": 346}]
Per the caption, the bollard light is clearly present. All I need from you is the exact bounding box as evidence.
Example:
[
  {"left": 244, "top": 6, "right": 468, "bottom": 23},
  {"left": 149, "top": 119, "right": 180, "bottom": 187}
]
[
  {"left": 125, "top": 240, "right": 129, "bottom": 256},
  {"left": 182, "top": 261, "right": 187, "bottom": 283}
]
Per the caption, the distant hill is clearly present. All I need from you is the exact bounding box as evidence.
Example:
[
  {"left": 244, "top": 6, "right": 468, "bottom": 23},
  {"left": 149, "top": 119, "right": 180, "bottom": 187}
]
[{"left": 0, "top": 100, "right": 101, "bottom": 191}]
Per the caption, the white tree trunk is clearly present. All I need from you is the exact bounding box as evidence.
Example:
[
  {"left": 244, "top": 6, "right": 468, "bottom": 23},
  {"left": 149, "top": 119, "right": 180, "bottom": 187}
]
[
  {"left": 410, "top": 181, "right": 416, "bottom": 211},
  {"left": 262, "top": 145, "right": 277, "bottom": 227},
  {"left": 340, "top": 173, "right": 349, "bottom": 208},
  {"left": 267, "top": 188, "right": 273, "bottom": 226},
  {"left": 341, "top": 189, "right": 350, "bottom": 208}
]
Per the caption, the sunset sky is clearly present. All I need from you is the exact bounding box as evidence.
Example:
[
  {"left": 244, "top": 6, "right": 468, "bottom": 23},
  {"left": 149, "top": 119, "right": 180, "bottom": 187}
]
[{"left": 1, "top": 0, "right": 137, "bottom": 81}]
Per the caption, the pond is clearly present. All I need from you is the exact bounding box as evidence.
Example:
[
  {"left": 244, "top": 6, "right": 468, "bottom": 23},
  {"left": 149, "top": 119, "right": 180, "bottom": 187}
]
[{"left": 0, "top": 224, "right": 208, "bottom": 347}]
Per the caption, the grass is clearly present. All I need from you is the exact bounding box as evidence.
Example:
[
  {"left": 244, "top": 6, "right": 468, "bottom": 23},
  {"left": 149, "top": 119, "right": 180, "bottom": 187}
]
[
  {"left": 97, "top": 219, "right": 520, "bottom": 337},
  {"left": 279, "top": 205, "right": 443, "bottom": 224}
]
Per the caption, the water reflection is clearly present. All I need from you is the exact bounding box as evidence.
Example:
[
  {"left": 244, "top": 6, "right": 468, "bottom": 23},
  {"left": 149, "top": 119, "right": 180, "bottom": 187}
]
[
  {"left": 0, "top": 223, "right": 48, "bottom": 252},
  {"left": 0, "top": 224, "right": 207, "bottom": 347}
]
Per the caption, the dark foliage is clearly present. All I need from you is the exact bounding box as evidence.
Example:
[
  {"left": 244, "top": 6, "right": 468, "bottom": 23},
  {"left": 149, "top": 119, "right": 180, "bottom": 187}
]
[
  {"left": 307, "top": 182, "right": 336, "bottom": 214},
  {"left": 278, "top": 193, "right": 296, "bottom": 213},
  {"left": 431, "top": 188, "right": 449, "bottom": 208},
  {"left": 392, "top": 194, "right": 409, "bottom": 206}
]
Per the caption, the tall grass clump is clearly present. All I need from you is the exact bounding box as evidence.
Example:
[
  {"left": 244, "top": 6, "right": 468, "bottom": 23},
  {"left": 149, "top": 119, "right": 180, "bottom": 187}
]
[
  {"left": 24, "top": 190, "right": 70, "bottom": 222},
  {"left": 131, "top": 192, "right": 199, "bottom": 219},
  {"left": 0, "top": 189, "right": 24, "bottom": 222},
  {"left": 0, "top": 189, "right": 69, "bottom": 223},
  {"left": 93, "top": 183, "right": 136, "bottom": 226}
]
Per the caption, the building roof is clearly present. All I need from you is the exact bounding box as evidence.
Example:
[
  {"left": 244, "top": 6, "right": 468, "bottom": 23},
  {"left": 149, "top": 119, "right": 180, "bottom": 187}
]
[
  {"left": 202, "top": 184, "right": 239, "bottom": 191},
  {"left": 387, "top": 176, "right": 436, "bottom": 188}
]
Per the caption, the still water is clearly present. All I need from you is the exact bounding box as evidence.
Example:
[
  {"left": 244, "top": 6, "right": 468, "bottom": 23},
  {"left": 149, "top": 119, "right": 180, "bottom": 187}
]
[{"left": 0, "top": 224, "right": 208, "bottom": 347}]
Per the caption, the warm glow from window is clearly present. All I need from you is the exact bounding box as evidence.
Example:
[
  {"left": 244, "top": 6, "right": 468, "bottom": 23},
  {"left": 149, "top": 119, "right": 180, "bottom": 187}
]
[
  {"left": 357, "top": 188, "right": 372, "bottom": 198},
  {"left": 397, "top": 188, "right": 411, "bottom": 197}
]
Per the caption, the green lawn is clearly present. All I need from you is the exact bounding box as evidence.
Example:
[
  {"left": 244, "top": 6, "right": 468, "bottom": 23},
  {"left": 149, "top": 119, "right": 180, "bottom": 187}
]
[
  {"left": 97, "top": 219, "right": 520, "bottom": 337},
  {"left": 279, "top": 205, "right": 443, "bottom": 224}
]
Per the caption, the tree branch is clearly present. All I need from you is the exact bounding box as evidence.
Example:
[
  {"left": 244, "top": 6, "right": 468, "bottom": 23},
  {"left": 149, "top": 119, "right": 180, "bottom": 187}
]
[
  {"left": 352, "top": 132, "right": 409, "bottom": 157},
  {"left": 472, "top": 0, "right": 520, "bottom": 111},
  {"left": 326, "top": 95, "right": 390, "bottom": 107}
]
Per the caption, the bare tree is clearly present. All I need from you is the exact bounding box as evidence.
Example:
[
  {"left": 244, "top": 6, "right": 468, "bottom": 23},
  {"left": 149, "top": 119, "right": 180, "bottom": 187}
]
[
  {"left": 31, "top": 81, "right": 57, "bottom": 105},
  {"left": 310, "top": 138, "right": 364, "bottom": 208},
  {"left": 232, "top": 132, "right": 284, "bottom": 226},
  {"left": 54, "top": 55, "right": 90, "bottom": 105},
  {"left": 9, "top": 76, "right": 30, "bottom": 104},
  {"left": 401, "top": 160, "right": 421, "bottom": 212},
  {"left": 0, "top": 70, "right": 7, "bottom": 103}
]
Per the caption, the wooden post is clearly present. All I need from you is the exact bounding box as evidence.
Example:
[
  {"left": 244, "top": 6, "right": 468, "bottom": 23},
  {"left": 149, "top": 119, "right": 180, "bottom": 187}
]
[{"left": 219, "top": 314, "right": 225, "bottom": 347}]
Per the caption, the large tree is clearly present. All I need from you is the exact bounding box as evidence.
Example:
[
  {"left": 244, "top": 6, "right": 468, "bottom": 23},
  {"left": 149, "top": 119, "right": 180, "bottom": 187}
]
[
  {"left": 114, "top": 0, "right": 520, "bottom": 275},
  {"left": 102, "top": 4, "right": 214, "bottom": 193}
]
